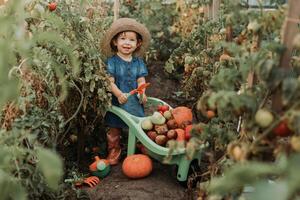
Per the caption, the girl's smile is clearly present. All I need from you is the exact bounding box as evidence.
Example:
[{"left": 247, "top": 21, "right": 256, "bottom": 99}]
[{"left": 114, "top": 31, "right": 141, "bottom": 59}]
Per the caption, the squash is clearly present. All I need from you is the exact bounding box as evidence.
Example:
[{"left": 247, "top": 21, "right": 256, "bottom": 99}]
[
  {"left": 171, "top": 107, "right": 193, "bottom": 127},
  {"left": 141, "top": 118, "right": 153, "bottom": 130},
  {"left": 150, "top": 111, "right": 166, "bottom": 125},
  {"left": 163, "top": 110, "right": 172, "bottom": 120},
  {"left": 122, "top": 154, "right": 153, "bottom": 179}
]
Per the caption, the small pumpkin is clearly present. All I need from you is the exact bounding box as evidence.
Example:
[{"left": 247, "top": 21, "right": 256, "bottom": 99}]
[
  {"left": 171, "top": 107, "right": 193, "bottom": 127},
  {"left": 122, "top": 154, "right": 153, "bottom": 179}
]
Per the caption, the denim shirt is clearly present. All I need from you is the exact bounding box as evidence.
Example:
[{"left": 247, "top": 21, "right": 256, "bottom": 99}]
[{"left": 105, "top": 55, "right": 148, "bottom": 128}]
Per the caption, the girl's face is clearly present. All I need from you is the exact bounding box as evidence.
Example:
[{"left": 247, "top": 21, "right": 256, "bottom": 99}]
[{"left": 113, "top": 31, "right": 141, "bottom": 56}]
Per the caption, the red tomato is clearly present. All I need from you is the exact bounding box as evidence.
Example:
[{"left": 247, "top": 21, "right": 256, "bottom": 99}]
[
  {"left": 185, "top": 125, "right": 193, "bottom": 141},
  {"left": 273, "top": 120, "right": 292, "bottom": 137},
  {"left": 48, "top": 2, "right": 57, "bottom": 11},
  {"left": 157, "top": 105, "right": 169, "bottom": 113}
]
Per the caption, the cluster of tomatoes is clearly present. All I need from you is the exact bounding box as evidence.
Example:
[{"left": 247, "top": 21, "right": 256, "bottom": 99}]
[
  {"left": 255, "top": 109, "right": 293, "bottom": 137},
  {"left": 156, "top": 104, "right": 170, "bottom": 115}
]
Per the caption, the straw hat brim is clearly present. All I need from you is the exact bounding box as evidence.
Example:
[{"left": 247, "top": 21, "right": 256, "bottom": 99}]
[{"left": 100, "top": 18, "right": 151, "bottom": 57}]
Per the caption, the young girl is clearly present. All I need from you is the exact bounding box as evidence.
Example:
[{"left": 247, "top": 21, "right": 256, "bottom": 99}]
[{"left": 100, "top": 18, "right": 151, "bottom": 165}]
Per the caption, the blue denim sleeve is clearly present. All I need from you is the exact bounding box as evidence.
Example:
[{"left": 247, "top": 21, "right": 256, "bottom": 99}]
[
  {"left": 137, "top": 58, "right": 148, "bottom": 78},
  {"left": 106, "top": 58, "right": 115, "bottom": 77}
]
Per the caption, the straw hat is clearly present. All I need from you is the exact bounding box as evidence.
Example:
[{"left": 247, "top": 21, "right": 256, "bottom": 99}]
[{"left": 100, "top": 18, "right": 151, "bottom": 57}]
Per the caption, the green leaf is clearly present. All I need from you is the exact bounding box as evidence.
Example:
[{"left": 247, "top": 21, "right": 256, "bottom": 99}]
[
  {"left": 282, "top": 78, "right": 298, "bottom": 106},
  {"left": 37, "top": 148, "right": 63, "bottom": 190},
  {"left": 0, "top": 170, "right": 27, "bottom": 200},
  {"left": 247, "top": 180, "right": 289, "bottom": 200},
  {"left": 165, "top": 60, "right": 175, "bottom": 73},
  {"left": 209, "top": 162, "right": 280, "bottom": 195},
  {"left": 285, "top": 154, "right": 300, "bottom": 192},
  {"left": 210, "top": 68, "right": 240, "bottom": 91},
  {"left": 150, "top": 1, "right": 162, "bottom": 10}
]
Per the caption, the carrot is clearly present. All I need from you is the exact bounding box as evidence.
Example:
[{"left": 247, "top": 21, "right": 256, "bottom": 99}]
[{"left": 175, "top": 128, "right": 185, "bottom": 141}]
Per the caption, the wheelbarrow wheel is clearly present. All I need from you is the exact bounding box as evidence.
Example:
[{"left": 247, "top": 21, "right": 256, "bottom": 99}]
[{"left": 172, "top": 159, "right": 201, "bottom": 188}]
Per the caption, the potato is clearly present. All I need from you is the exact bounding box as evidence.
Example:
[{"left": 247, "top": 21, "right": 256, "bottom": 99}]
[
  {"left": 155, "top": 135, "right": 168, "bottom": 146},
  {"left": 154, "top": 124, "right": 168, "bottom": 135},
  {"left": 167, "top": 129, "right": 177, "bottom": 140},
  {"left": 147, "top": 131, "right": 158, "bottom": 141},
  {"left": 167, "top": 119, "right": 178, "bottom": 129}
]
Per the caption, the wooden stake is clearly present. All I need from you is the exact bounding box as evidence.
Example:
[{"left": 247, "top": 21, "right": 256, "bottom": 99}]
[
  {"left": 204, "top": 4, "right": 212, "bottom": 20},
  {"left": 272, "top": 0, "right": 300, "bottom": 112},
  {"left": 113, "top": 0, "right": 120, "bottom": 21},
  {"left": 279, "top": 0, "right": 300, "bottom": 69},
  {"left": 212, "top": 0, "right": 220, "bottom": 21}
]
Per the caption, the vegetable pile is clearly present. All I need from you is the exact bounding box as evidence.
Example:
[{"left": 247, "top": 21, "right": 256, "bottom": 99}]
[{"left": 141, "top": 105, "right": 193, "bottom": 147}]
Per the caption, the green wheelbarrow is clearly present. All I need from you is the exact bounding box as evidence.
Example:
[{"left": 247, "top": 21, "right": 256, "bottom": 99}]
[{"left": 107, "top": 97, "right": 203, "bottom": 182}]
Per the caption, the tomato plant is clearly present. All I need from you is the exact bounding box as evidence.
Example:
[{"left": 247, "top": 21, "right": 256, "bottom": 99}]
[
  {"left": 0, "top": 0, "right": 112, "bottom": 199},
  {"left": 169, "top": 0, "right": 300, "bottom": 199}
]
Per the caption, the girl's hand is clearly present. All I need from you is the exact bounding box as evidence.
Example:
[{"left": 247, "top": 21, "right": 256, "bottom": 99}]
[{"left": 117, "top": 93, "right": 128, "bottom": 104}]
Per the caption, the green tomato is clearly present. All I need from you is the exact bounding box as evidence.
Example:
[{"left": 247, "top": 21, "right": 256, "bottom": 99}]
[{"left": 255, "top": 109, "right": 274, "bottom": 128}]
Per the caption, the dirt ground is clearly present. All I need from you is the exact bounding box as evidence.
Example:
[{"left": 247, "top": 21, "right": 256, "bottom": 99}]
[
  {"left": 86, "top": 161, "right": 190, "bottom": 200},
  {"left": 85, "top": 62, "right": 198, "bottom": 200}
]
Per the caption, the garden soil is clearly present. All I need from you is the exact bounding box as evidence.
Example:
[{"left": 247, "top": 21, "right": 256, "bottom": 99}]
[{"left": 85, "top": 62, "right": 198, "bottom": 200}]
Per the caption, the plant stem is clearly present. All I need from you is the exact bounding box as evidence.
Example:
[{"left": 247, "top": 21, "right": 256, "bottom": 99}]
[{"left": 64, "top": 80, "right": 83, "bottom": 126}]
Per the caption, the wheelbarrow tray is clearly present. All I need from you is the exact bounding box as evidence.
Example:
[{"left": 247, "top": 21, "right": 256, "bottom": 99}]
[{"left": 107, "top": 97, "right": 203, "bottom": 182}]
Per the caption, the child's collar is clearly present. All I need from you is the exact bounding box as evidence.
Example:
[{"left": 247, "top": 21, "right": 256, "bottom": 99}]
[{"left": 116, "top": 53, "right": 133, "bottom": 62}]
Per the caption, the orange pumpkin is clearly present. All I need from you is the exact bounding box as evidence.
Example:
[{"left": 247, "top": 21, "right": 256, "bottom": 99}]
[
  {"left": 122, "top": 154, "right": 152, "bottom": 179},
  {"left": 171, "top": 106, "right": 193, "bottom": 127}
]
